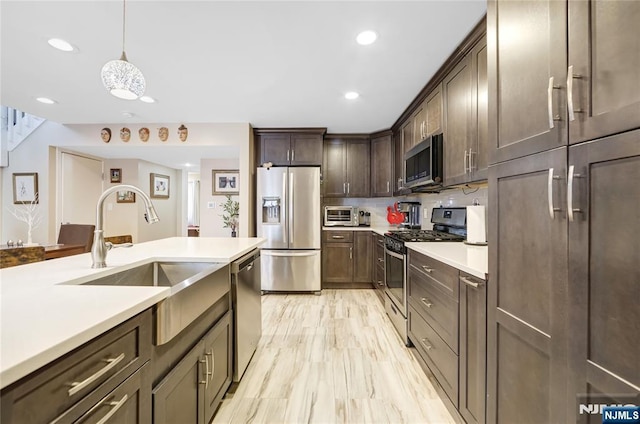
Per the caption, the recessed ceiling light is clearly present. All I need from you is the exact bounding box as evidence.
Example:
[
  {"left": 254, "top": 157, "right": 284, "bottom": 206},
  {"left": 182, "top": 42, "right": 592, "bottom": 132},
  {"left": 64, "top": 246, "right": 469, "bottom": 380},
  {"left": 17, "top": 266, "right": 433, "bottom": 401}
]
[
  {"left": 356, "top": 31, "right": 377, "bottom": 46},
  {"left": 122, "top": 111, "right": 134, "bottom": 118},
  {"left": 139, "top": 96, "right": 156, "bottom": 103},
  {"left": 345, "top": 91, "right": 359, "bottom": 100},
  {"left": 36, "top": 97, "right": 56, "bottom": 104},
  {"left": 47, "top": 38, "right": 75, "bottom": 52}
]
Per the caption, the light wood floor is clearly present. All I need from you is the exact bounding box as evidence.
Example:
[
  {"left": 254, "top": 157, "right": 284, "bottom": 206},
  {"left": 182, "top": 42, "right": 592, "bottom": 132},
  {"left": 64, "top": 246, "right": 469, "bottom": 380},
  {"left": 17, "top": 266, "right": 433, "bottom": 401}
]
[{"left": 213, "top": 289, "right": 456, "bottom": 424}]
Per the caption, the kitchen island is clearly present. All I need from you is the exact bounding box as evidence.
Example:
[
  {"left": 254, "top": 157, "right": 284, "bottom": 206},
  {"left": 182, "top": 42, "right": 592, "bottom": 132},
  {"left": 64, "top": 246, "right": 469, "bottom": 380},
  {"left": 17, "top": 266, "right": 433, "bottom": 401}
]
[{"left": 0, "top": 236, "right": 265, "bottom": 390}]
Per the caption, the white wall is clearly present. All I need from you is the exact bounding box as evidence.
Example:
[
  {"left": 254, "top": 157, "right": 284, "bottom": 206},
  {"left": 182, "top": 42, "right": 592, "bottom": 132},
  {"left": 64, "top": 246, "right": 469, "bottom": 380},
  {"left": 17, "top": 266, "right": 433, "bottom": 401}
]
[
  {"left": 199, "top": 158, "right": 240, "bottom": 237},
  {"left": 0, "top": 121, "right": 252, "bottom": 243}
]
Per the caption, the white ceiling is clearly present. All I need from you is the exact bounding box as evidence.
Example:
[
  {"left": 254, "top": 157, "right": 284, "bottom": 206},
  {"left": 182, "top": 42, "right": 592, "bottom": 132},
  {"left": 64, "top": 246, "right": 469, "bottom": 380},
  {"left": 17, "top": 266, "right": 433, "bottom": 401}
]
[{"left": 1, "top": 0, "right": 486, "bottom": 171}]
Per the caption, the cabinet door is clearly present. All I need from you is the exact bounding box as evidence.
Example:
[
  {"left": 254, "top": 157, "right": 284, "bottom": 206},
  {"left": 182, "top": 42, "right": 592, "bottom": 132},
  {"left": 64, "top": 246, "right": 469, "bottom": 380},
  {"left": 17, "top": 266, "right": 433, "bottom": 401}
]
[
  {"left": 371, "top": 134, "right": 393, "bottom": 197},
  {"left": 487, "top": 147, "right": 568, "bottom": 424},
  {"left": 322, "top": 243, "right": 353, "bottom": 283},
  {"left": 261, "top": 134, "right": 291, "bottom": 166},
  {"left": 322, "top": 139, "right": 347, "bottom": 197},
  {"left": 567, "top": 130, "right": 640, "bottom": 423},
  {"left": 153, "top": 340, "right": 205, "bottom": 424},
  {"left": 353, "top": 232, "right": 372, "bottom": 283},
  {"left": 471, "top": 38, "right": 488, "bottom": 182},
  {"left": 426, "top": 85, "right": 443, "bottom": 137},
  {"left": 459, "top": 274, "right": 487, "bottom": 424},
  {"left": 202, "top": 312, "right": 232, "bottom": 424},
  {"left": 346, "top": 140, "right": 370, "bottom": 197},
  {"left": 402, "top": 119, "right": 414, "bottom": 154},
  {"left": 568, "top": 1, "right": 640, "bottom": 144},
  {"left": 393, "top": 129, "right": 405, "bottom": 195},
  {"left": 488, "top": 0, "right": 567, "bottom": 164},
  {"left": 291, "top": 134, "right": 323, "bottom": 165},
  {"left": 412, "top": 104, "right": 427, "bottom": 145},
  {"left": 444, "top": 54, "right": 473, "bottom": 186}
]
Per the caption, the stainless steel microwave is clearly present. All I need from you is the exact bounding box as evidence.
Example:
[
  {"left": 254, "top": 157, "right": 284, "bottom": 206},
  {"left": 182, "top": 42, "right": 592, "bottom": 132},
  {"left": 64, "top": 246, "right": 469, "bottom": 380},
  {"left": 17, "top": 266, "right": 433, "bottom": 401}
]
[
  {"left": 324, "top": 206, "right": 359, "bottom": 227},
  {"left": 404, "top": 133, "right": 444, "bottom": 190}
]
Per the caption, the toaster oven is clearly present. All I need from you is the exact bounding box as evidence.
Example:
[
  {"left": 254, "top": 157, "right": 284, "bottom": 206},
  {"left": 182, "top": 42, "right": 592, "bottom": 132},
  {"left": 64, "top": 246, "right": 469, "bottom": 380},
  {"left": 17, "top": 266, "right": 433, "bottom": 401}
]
[{"left": 324, "top": 206, "right": 359, "bottom": 227}]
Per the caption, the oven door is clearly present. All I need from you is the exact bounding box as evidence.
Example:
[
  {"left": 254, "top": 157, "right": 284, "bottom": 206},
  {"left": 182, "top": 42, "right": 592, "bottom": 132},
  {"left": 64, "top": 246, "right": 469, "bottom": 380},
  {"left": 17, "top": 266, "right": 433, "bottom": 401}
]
[{"left": 384, "top": 247, "right": 406, "bottom": 317}]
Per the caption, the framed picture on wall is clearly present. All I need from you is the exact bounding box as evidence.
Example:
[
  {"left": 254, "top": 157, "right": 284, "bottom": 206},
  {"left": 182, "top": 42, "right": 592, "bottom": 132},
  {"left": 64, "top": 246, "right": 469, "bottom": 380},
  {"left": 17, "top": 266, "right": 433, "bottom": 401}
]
[
  {"left": 150, "top": 173, "right": 170, "bottom": 198},
  {"left": 116, "top": 190, "right": 136, "bottom": 203},
  {"left": 212, "top": 170, "right": 239, "bottom": 195},
  {"left": 12, "top": 173, "right": 38, "bottom": 204},
  {"left": 110, "top": 168, "right": 122, "bottom": 183}
]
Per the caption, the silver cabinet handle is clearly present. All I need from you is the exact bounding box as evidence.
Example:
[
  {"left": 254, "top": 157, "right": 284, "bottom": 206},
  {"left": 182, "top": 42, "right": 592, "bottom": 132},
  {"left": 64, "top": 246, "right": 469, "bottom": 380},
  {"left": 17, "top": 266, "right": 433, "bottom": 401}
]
[
  {"left": 291, "top": 150, "right": 295, "bottom": 162},
  {"left": 460, "top": 275, "right": 483, "bottom": 288},
  {"left": 547, "top": 77, "right": 561, "bottom": 129},
  {"left": 207, "top": 349, "right": 214, "bottom": 382},
  {"left": 377, "top": 258, "right": 384, "bottom": 262},
  {"left": 567, "top": 65, "right": 583, "bottom": 121},
  {"left": 289, "top": 171, "right": 294, "bottom": 243},
  {"left": 332, "top": 235, "right": 345, "bottom": 239},
  {"left": 420, "top": 338, "right": 433, "bottom": 351},
  {"left": 420, "top": 297, "right": 433, "bottom": 308},
  {"left": 386, "top": 181, "right": 390, "bottom": 193},
  {"left": 421, "top": 265, "right": 433, "bottom": 273},
  {"left": 343, "top": 182, "right": 346, "bottom": 194},
  {"left": 349, "top": 247, "right": 353, "bottom": 259},
  {"left": 287, "top": 149, "right": 290, "bottom": 162},
  {"left": 95, "top": 394, "right": 128, "bottom": 424},
  {"left": 377, "top": 280, "right": 384, "bottom": 286},
  {"left": 68, "top": 353, "right": 125, "bottom": 396},
  {"left": 464, "top": 149, "right": 468, "bottom": 174},
  {"left": 469, "top": 149, "right": 475, "bottom": 172},
  {"left": 199, "top": 357, "right": 209, "bottom": 389},
  {"left": 568, "top": 165, "right": 583, "bottom": 222},
  {"left": 347, "top": 182, "right": 350, "bottom": 194},
  {"left": 547, "top": 168, "right": 561, "bottom": 220}
]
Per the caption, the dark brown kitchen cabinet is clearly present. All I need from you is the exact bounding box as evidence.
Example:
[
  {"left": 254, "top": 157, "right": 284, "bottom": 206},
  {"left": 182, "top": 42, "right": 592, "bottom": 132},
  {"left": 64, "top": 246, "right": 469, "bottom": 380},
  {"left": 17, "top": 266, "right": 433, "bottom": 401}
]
[
  {"left": 153, "top": 311, "right": 232, "bottom": 424},
  {"left": 425, "top": 86, "right": 443, "bottom": 138},
  {"left": 322, "top": 230, "right": 372, "bottom": 286},
  {"left": 567, "top": 1, "right": 640, "bottom": 144},
  {"left": 487, "top": 147, "right": 569, "bottom": 424},
  {"left": 353, "top": 231, "right": 372, "bottom": 283},
  {"left": 372, "top": 233, "right": 385, "bottom": 298},
  {"left": 370, "top": 132, "right": 393, "bottom": 197},
  {"left": 567, "top": 130, "right": 640, "bottom": 423},
  {"left": 393, "top": 128, "right": 405, "bottom": 195},
  {"left": 322, "top": 137, "right": 370, "bottom": 198},
  {"left": 459, "top": 272, "right": 487, "bottom": 424},
  {"left": 444, "top": 36, "right": 488, "bottom": 187},
  {"left": 402, "top": 118, "right": 414, "bottom": 154},
  {"left": 0, "top": 310, "right": 152, "bottom": 424},
  {"left": 255, "top": 129, "right": 325, "bottom": 166}
]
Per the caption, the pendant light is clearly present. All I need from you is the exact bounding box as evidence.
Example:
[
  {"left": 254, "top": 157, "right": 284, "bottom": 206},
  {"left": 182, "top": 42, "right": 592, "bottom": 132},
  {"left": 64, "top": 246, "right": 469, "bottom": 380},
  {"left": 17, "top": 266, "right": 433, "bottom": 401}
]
[{"left": 101, "top": 0, "right": 146, "bottom": 100}]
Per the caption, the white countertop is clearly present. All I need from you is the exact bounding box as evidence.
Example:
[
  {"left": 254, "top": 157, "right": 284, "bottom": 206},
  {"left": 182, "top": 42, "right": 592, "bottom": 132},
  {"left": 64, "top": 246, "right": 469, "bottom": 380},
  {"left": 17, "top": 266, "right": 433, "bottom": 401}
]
[
  {"left": 0, "top": 236, "right": 265, "bottom": 389},
  {"left": 405, "top": 242, "right": 488, "bottom": 279}
]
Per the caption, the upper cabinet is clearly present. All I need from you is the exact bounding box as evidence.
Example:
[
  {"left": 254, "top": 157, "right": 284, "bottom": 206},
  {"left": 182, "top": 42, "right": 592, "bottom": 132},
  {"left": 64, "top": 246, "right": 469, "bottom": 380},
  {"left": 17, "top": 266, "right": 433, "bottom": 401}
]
[
  {"left": 323, "top": 136, "right": 370, "bottom": 198},
  {"left": 393, "top": 128, "right": 405, "bottom": 195},
  {"left": 370, "top": 132, "right": 393, "bottom": 197},
  {"left": 255, "top": 129, "right": 326, "bottom": 166},
  {"left": 488, "top": 0, "right": 640, "bottom": 165},
  {"left": 443, "top": 36, "right": 488, "bottom": 186}
]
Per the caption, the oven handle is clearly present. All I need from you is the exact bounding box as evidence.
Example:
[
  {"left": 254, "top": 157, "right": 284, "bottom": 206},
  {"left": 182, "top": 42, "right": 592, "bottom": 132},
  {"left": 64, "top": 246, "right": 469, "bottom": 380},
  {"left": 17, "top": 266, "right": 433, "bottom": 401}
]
[{"left": 384, "top": 248, "right": 405, "bottom": 261}]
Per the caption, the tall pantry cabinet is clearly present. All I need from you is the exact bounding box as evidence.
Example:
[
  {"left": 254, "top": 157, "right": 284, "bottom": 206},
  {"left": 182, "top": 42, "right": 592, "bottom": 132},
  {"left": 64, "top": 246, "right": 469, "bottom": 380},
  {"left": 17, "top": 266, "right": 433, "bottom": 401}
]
[{"left": 487, "top": 1, "right": 640, "bottom": 423}]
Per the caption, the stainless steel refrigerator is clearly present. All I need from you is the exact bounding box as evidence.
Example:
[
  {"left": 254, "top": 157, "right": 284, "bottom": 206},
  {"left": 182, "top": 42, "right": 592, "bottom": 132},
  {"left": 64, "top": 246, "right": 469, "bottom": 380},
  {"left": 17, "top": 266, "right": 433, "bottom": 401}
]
[{"left": 257, "top": 167, "right": 321, "bottom": 292}]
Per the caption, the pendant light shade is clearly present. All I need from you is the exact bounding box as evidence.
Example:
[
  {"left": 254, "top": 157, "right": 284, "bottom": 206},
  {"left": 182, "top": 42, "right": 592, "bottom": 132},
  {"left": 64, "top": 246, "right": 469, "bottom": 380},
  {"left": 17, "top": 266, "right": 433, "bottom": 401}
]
[{"left": 101, "top": 0, "right": 145, "bottom": 100}]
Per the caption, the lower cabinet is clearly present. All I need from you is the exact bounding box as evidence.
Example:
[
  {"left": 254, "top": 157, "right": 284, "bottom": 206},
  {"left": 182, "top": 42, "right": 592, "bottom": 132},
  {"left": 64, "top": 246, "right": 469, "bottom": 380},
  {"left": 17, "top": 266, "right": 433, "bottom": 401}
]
[
  {"left": 407, "top": 249, "right": 487, "bottom": 423},
  {"left": 153, "top": 311, "right": 232, "bottom": 424},
  {"left": 321, "top": 230, "right": 372, "bottom": 286},
  {"left": 372, "top": 233, "right": 386, "bottom": 301}
]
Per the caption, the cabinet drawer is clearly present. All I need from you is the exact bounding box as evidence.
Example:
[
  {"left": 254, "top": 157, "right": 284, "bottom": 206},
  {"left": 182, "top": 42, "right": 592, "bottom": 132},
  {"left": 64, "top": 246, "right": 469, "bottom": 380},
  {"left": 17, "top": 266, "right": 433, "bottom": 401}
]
[
  {"left": 408, "top": 250, "right": 459, "bottom": 298},
  {"left": 322, "top": 231, "right": 353, "bottom": 243},
  {"left": 408, "top": 306, "right": 459, "bottom": 406},
  {"left": 373, "top": 265, "right": 385, "bottom": 290},
  {"left": 2, "top": 310, "right": 151, "bottom": 424},
  {"left": 409, "top": 267, "right": 459, "bottom": 353}
]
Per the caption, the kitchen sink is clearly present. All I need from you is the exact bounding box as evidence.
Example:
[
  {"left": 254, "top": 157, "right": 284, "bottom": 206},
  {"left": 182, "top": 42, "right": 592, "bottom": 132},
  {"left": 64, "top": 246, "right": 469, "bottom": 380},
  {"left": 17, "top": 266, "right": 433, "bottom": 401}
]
[{"left": 82, "top": 261, "right": 230, "bottom": 345}]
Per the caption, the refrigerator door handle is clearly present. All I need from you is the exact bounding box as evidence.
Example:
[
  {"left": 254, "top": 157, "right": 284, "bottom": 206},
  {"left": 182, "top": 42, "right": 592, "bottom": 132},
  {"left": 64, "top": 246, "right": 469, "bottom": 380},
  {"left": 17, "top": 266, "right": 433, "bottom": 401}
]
[
  {"left": 289, "top": 171, "right": 294, "bottom": 245},
  {"left": 262, "top": 251, "right": 320, "bottom": 257},
  {"left": 282, "top": 170, "right": 288, "bottom": 245}
]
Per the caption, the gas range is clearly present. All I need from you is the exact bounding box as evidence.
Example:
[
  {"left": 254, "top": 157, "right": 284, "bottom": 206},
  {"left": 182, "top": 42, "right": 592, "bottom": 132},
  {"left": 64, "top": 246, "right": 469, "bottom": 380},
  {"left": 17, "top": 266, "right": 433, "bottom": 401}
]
[{"left": 384, "top": 229, "right": 465, "bottom": 254}]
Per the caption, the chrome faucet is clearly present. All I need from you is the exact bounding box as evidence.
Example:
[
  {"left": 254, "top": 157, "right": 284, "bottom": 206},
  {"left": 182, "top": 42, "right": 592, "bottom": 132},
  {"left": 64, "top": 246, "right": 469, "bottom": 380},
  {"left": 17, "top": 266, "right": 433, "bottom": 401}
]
[{"left": 91, "top": 184, "right": 159, "bottom": 268}]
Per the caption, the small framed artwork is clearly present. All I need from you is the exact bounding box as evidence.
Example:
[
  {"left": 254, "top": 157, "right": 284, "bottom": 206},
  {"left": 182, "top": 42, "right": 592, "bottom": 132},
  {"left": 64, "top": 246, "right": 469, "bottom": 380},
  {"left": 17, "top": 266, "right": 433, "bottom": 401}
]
[
  {"left": 12, "top": 172, "right": 39, "bottom": 204},
  {"left": 116, "top": 190, "right": 136, "bottom": 203},
  {"left": 212, "top": 170, "right": 239, "bottom": 195},
  {"left": 150, "top": 173, "right": 170, "bottom": 198},
  {"left": 110, "top": 168, "right": 122, "bottom": 183}
]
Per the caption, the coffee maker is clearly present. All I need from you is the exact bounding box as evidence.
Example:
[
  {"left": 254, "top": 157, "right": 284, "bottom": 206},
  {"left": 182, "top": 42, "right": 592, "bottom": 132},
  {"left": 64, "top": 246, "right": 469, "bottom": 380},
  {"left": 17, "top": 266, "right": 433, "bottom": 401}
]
[{"left": 397, "top": 202, "right": 421, "bottom": 229}]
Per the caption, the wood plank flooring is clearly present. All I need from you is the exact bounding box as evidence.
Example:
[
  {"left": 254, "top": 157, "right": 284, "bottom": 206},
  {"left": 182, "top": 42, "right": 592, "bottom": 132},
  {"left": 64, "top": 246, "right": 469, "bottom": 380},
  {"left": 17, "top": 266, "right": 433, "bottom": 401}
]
[{"left": 213, "top": 289, "right": 456, "bottom": 423}]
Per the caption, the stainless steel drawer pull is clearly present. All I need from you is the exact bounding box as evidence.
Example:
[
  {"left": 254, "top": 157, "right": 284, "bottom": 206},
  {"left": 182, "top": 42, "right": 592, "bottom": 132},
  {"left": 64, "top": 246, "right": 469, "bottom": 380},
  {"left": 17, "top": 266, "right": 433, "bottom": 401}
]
[
  {"left": 420, "top": 338, "right": 433, "bottom": 351},
  {"left": 377, "top": 280, "right": 384, "bottom": 286},
  {"left": 199, "top": 357, "right": 209, "bottom": 388},
  {"left": 421, "top": 265, "right": 433, "bottom": 273},
  {"left": 208, "top": 349, "right": 215, "bottom": 382},
  {"left": 332, "top": 235, "right": 345, "bottom": 239},
  {"left": 95, "top": 394, "right": 128, "bottom": 424},
  {"left": 567, "top": 65, "right": 583, "bottom": 121},
  {"left": 460, "top": 276, "right": 483, "bottom": 288},
  {"left": 420, "top": 297, "right": 433, "bottom": 308},
  {"left": 567, "top": 165, "right": 583, "bottom": 222},
  {"left": 68, "top": 353, "right": 125, "bottom": 396},
  {"left": 547, "top": 168, "right": 561, "bottom": 219},
  {"left": 377, "top": 258, "right": 384, "bottom": 262},
  {"left": 547, "top": 77, "right": 561, "bottom": 129}
]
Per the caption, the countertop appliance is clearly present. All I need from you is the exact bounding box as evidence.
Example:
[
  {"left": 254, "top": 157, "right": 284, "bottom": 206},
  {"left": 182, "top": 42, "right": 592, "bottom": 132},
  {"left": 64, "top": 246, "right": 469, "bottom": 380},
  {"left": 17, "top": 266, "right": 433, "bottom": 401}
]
[
  {"left": 397, "top": 202, "right": 421, "bottom": 229},
  {"left": 324, "top": 206, "right": 359, "bottom": 227},
  {"left": 358, "top": 210, "right": 371, "bottom": 227},
  {"left": 404, "top": 133, "right": 444, "bottom": 191},
  {"left": 383, "top": 207, "right": 466, "bottom": 345},
  {"left": 257, "top": 167, "right": 321, "bottom": 292},
  {"left": 230, "top": 249, "right": 261, "bottom": 382}
]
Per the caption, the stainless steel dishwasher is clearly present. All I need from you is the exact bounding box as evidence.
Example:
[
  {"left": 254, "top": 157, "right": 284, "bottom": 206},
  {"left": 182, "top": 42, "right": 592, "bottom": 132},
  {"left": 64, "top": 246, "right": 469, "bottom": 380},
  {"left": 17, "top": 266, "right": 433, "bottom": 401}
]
[{"left": 230, "top": 249, "right": 262, "bottom": 382}]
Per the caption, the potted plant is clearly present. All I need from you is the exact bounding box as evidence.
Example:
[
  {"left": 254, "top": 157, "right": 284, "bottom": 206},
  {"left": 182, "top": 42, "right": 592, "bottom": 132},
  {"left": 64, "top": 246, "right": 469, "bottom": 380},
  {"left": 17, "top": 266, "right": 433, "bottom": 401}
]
[{"left": 221, "top": 194, "right": 239, "bottom": 237}]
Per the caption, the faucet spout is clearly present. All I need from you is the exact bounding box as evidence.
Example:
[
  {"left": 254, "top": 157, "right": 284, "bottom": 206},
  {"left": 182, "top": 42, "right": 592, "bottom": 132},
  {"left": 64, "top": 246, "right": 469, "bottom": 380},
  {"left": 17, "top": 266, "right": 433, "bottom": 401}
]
[{"left": 91, "top": 184, "right": 159, "bottom": 268}]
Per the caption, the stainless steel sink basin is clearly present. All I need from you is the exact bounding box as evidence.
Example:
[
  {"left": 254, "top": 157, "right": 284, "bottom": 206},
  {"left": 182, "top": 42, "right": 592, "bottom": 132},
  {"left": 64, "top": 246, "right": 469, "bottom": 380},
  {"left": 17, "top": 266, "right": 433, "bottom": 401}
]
[{"left": 82, "top": 261, "right": 230, "bottom": 345}]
